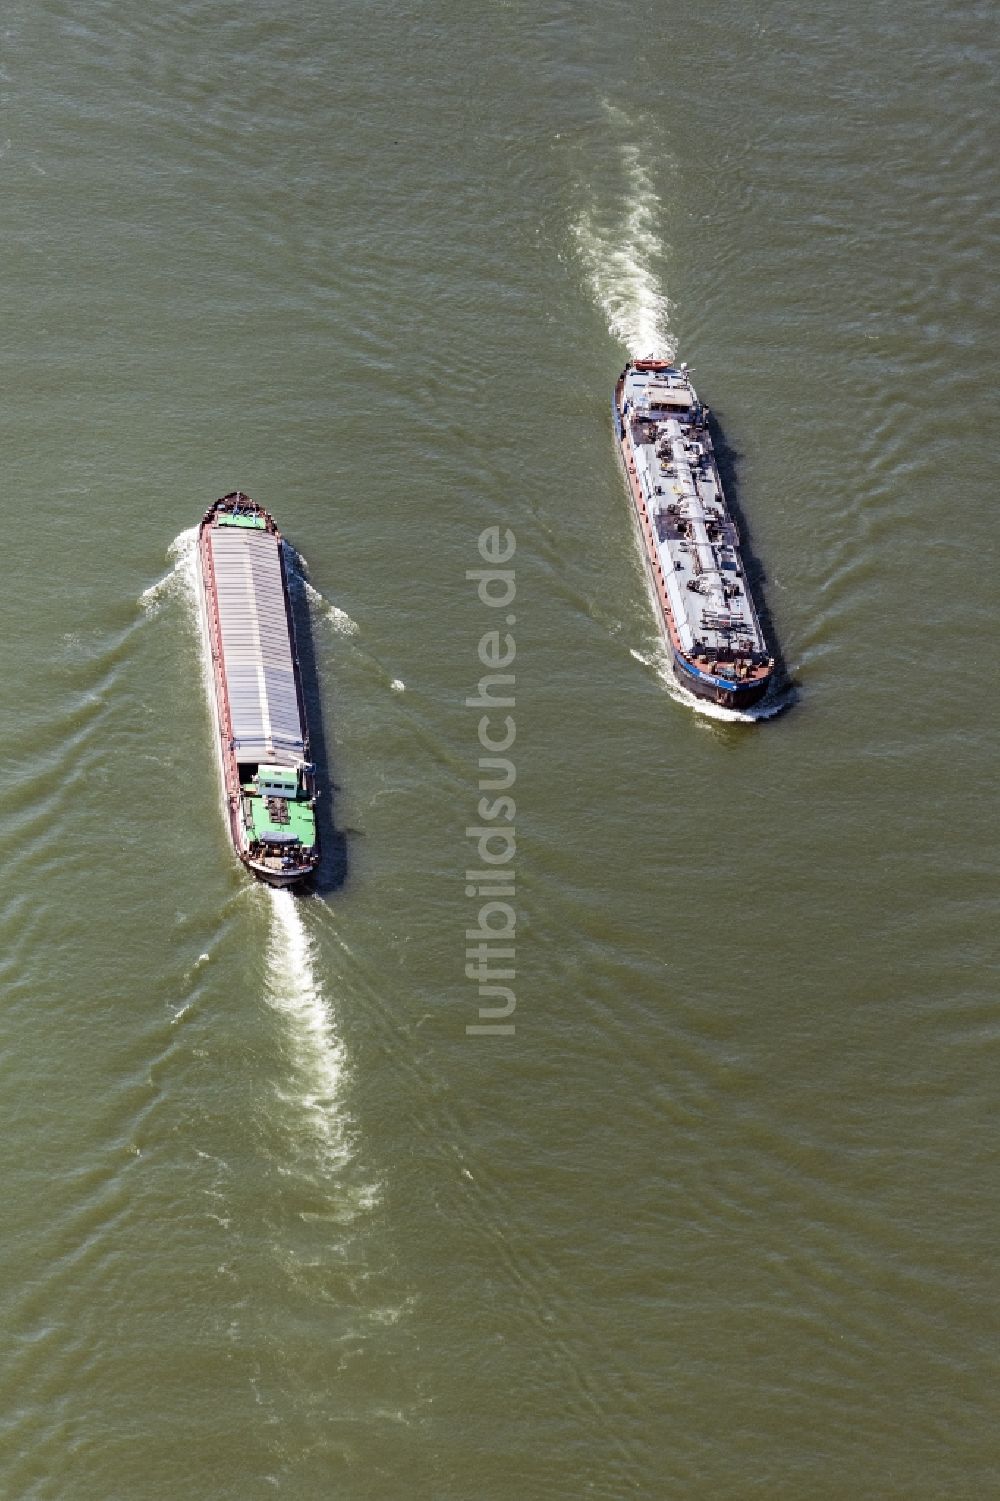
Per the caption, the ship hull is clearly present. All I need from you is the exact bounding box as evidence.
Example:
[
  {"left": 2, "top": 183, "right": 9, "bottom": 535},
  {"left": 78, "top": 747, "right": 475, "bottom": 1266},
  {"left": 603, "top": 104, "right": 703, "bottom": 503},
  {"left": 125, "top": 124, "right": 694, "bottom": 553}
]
[
  {"left": 196, "top": 494, "right": 320, "bottom": 887},
  {"left": 243, "top": 862, "right": 309, "bottom": 889},
  {"left": 670, "top": 650, "right": 771, "bottom": 709},
  {"left": 615, "top": 440, "right": 766, "bottom": 708},
  {"left": 612, "top": 365, "right": 774, "bottom": 714}
]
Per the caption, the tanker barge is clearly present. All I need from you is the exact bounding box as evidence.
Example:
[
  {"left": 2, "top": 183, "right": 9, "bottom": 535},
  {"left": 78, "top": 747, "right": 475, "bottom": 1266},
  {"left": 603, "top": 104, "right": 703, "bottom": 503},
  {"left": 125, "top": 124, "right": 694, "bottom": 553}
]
[
  {"left": 614, "top": 359, "right": 774, "bottom": 710},
  {"left": 197, "top": 492, "right": 319, "bottom": 886}
]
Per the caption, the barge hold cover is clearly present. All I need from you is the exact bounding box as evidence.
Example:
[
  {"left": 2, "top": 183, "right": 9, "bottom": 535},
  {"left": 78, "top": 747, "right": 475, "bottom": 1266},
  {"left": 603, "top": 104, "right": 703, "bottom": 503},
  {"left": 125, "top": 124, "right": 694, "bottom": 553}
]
[{"left": 209, "top": 524, "right": 306, "bottom": 766}]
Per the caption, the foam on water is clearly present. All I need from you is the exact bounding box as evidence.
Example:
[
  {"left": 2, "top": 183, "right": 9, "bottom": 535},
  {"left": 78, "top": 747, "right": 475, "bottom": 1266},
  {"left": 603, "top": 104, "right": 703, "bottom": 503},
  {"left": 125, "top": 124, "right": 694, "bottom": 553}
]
[
  {"left": 300, "top": 576, "right": 360, "bottom": 636},
  {"left": 265, "top": 888, "right": 349, "bottom": 1166},
  {"left": 139, "top": 526, "right": 199, "bottom": 614},
  {"left": 573, "top": 103, "right": 673, "bottom": 359},
  {"left": 290, "top": 555, "right": 406, "bottom": 695},
  {"left": 157, "top": 525, "right": 233, "bottom": 818}
]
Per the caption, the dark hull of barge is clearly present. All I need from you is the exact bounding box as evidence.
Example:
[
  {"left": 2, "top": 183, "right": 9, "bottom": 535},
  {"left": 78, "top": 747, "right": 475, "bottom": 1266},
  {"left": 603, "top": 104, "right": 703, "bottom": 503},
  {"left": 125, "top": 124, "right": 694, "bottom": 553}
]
[{"left": 197, "top": 492, "right": 320, "bottom": 888}]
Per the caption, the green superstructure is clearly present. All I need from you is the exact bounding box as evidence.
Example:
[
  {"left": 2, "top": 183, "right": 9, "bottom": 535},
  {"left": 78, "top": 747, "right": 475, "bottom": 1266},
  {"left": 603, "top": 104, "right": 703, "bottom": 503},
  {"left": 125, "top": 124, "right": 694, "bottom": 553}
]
[
  {"left": 240, "top": 766, "right": 316, "bottom": 851},
  {"left": 241, "top": 785, "right": 317, "bottom": 849},
  {"left": 215, "top": 513, "right": 267, "bottom": 530}
]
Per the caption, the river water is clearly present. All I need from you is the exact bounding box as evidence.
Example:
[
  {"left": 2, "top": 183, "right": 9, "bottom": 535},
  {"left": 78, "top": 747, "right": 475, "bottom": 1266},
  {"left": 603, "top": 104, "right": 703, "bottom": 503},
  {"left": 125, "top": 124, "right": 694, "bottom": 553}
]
[{"left": 1, "top": 2, "right": 997, "bottom": 1497}]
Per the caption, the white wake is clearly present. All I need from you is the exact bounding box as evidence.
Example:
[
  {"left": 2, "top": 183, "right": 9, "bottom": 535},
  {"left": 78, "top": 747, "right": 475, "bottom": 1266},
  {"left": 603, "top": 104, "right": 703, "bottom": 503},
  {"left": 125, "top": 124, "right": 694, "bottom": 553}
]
[
  {"left": 301, "top": 577, "right": 360, "bottom": 637},
  {"left": 573, "top": 104, "right": 674, "bottom": 358},
  {"left": 265, "top": 889, "right": 349, "bottom": 1164},
  {"left": 288, "top": 555, "right": 407, "bottom": 692},
  {"left": 140, "top": 525, "right": 199, "bottom": 613}
]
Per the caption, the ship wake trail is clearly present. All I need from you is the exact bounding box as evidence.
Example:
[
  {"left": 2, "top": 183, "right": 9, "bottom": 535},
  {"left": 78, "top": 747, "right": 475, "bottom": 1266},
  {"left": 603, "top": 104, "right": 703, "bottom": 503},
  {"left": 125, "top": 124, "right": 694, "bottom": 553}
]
[
  {"left": 287, "top": 552, "right": 406, "bottom": 693},
  {"left": 279, "top": 545, "right": 359, "bottom": 635},
  {"left": 139, "top": 526, "right": 199, "bottom": 614},
  {"left": 573, "top": 103, "right": 673, "bottom": 359},
  {"left": 301, "top": 578, "right": 360, "bottom": 637},
  {"left": 265, "top": 889, "right": 350, "bottom": 1168}
]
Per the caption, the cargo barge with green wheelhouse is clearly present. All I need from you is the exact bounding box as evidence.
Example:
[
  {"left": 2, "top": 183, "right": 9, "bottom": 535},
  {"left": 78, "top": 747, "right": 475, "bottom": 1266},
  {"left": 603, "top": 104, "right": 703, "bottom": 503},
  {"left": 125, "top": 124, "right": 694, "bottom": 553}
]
[{"left": 197, "top": 492, "right": 319, "bottom": 886}]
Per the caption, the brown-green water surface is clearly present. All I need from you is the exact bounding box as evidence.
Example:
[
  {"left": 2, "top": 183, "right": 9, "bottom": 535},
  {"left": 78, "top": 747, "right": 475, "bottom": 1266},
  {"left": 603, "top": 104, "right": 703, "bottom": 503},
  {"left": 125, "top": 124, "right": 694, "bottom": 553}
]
[{"left": 0, "top": 2, "right": 997, "bottom": 1496}]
